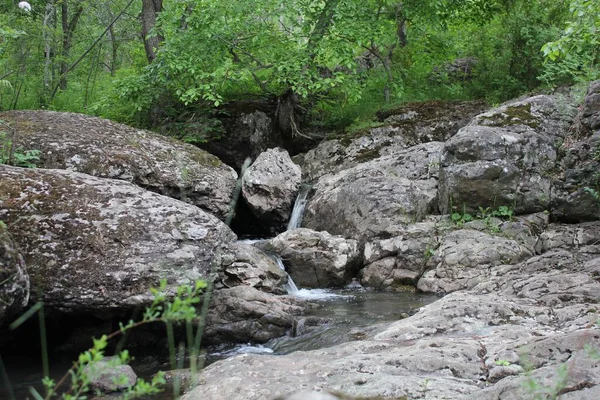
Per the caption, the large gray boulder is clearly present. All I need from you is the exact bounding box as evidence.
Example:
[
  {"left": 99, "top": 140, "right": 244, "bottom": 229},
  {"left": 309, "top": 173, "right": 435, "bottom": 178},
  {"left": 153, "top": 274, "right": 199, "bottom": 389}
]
[
  {"left": 303, "top": 142, "right": 442, "bottom": 241},
  {"left": 242, "top": 148, "right": 301, "bottom": 229},
  {"left": 299, "top": 101, "right": 486, "bottom": 182},
  {"left": 0, "top": 110, "right": 237, "bottom": 220},
  {"left": 0, "top": 165, "right": 236, "bottom": 314},
  {"left": 262, "top": 228, "right": 361, "bottom": 288},
  {"left": 0, "top": 226, "right": 29, "bottom": 321},
  {"left": 439, "top": 95, "right": 572, "bottom": 215}
]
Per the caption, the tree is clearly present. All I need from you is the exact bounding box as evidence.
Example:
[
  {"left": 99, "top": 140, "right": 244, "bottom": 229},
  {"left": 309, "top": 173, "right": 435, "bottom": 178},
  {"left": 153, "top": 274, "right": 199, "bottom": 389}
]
[
  {"left": 141, "top": 0, "right": 163, "bottom": 63},
  {"left": 541, "top": 0, "right": 599, "bottom": 82}
]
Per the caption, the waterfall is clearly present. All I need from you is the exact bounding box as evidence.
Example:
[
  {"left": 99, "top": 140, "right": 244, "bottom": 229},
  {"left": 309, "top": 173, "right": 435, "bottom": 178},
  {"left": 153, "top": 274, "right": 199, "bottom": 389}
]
[
  {"left": 286, "top": 184, "right": 311, "bottom": 231},
  {"left": 269, "top": 253, "right": 299, "bottom": 294}
]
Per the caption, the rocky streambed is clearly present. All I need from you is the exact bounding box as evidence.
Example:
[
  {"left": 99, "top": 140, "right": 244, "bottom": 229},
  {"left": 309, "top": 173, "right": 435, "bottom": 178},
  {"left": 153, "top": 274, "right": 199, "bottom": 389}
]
[{"left": 1, "top": 82, "right": 600, "bottom": 399}]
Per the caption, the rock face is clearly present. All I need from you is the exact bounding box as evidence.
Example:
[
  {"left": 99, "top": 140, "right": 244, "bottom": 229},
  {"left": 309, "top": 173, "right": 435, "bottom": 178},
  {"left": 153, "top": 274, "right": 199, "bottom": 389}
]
[
  {"left": 299, "top": 101, "right": 487, "bottom": 182},
  {"left": 303, "top": 142, "right": 442, "bottom": 240},
  {"left": 551, "top": 80, "right": 600, "bottom": 222},
  {"left": 0, "top": 165, "right": 236, "bottom": 314},
  {"left": 439, "top": 95, "right": 570, "bottom": 215},
  {"left": 0, "top": 226, "right": 29, "bottom": 321},
  {"left": 263, "top": 228, "right": 361, "bottom": 288},
  {"left": 0, "top": 110, "right": 237, "bottom": 220},
  {"left": 242, "top": 148, "right": 301, "bottom": 230},
  {"left": 360, "top": 220, "right": 439, "bottom": 289}
]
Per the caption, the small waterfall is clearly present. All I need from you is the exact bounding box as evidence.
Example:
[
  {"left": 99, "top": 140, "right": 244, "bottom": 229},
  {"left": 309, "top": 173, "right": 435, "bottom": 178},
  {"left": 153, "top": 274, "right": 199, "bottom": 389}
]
[
  {"left": 269, "top": 253, "right": 299, "bottom": 294},
  {"left": 287, "top": 184, "right": 311, "bottom": 231}
]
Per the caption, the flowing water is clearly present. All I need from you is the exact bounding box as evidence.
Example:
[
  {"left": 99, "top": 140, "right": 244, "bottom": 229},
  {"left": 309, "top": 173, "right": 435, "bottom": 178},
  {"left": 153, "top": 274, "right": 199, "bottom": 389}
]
[{"left": 286, "top": 183, "right": 311, "bottom": 231}]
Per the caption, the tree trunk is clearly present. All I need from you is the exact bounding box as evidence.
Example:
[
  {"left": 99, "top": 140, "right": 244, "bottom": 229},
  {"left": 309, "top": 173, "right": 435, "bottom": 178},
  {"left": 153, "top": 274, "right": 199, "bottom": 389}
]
[
  {"left": 141, "top": 0, "right": 163, "bottom": 63},
  {"left": 59, "top": 1, "right": 84, "bottom": 90},
  {"left": 42, "top": 1, "right": 56, "bottom": 107}
]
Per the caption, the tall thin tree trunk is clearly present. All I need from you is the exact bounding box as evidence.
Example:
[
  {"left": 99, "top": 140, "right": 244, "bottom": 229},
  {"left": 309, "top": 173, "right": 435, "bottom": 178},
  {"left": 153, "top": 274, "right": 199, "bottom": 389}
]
[
  {"left": 59, "top": 2, "right": 84, "bottom": 90},
  {"left": 141, "top": 0, "right": 163, "bottom": 63},
  {"left": 42, "top": 1, "right": 56, "bottom": 107}
]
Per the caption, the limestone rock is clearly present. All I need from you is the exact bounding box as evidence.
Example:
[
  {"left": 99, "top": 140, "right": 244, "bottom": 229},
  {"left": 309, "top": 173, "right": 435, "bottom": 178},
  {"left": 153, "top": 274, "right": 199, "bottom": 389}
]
[
  {"left": 0, "top": 226, "right": 29, "bottom": 320},
  {"left": 0, "top": 165, "right": 236, "bottom": 314},
  {"left": 263, "top": 228, "right": 361, "bottom": 288},
  {"left": 360, "top": 221, "right": 439, "bottom": 289},
  {"left": 0, "top": 110, "right": 237, "bottom": 220},
  {"left": 242, "top": 148, "right": 301, "bottom": 230},
  {"left": 205, "top": 285, "right": 304, "bottom": 343},
  {"left": 218, "top": 241, "right": 288, "bottom": 294},
  {"left": 301, "top": 101, "right": 486, "bottom": 182},
  {"left": 417, "top": 229, "right": 534, "bottom": 294},
  {"left": 439, "top": 95, "right": 571, "bottom": 215},
  {"left": 303, "top": 142, "right": 443, "bottom": 241}
]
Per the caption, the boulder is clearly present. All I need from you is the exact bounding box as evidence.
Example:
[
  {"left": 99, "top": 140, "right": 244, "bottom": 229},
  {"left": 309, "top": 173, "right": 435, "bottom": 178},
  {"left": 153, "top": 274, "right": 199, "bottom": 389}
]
[
  {"left": 204, "top": 285, "right": 304, "bottom": 344},
  {"left": 303, "top": 142, "right": 442, "bottom": 241},
  {"left": 360, "top": 220, "right": 439, "bottom": 289},
  {"left": 217, "top": 241, "right": 289, "bottom": 294},
  {"left": 0, "top": 165, "right": 236, "bottom": 314},
  {"left": 0, "top": 226, "right": 29, "bottom": 321},
  {"left": 85, "top": 356, "right": 137, "bottom": 393},
  {"left": 439, "top": 95, "right": 572, "bottom": 215},
  {"left": 300, "top": 101, "right": 486, "bottom": 182},
  {"left": 262, "top": 228, "right": 361, "bottom": 288},
  {"left": 0, "top": 110, "right": 237, "bottom": 220},
  {"left": 242, "top": 148, "right": 301, "bottom": 230}
]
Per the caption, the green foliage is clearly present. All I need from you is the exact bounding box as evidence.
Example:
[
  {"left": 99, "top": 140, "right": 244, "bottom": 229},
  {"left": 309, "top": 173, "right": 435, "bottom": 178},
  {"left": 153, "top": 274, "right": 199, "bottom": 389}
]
[
  {"left": 0, "top": 121, "right": 41, "bottom": 167},
  {"left": 541, "top": 0, "right": 600, "bottom": 84},
  {"left": 9, "top": 279, "right": 209, "bottom": 399},
  {"left": 494, "top": 359, "right": 511, "bottom": 367}
]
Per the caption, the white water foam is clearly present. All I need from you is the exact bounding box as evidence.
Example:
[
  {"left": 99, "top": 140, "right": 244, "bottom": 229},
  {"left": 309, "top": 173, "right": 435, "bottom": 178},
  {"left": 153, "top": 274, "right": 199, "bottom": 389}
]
[{"left": 292, "top": 288, "right": 352, "bottom": 301}]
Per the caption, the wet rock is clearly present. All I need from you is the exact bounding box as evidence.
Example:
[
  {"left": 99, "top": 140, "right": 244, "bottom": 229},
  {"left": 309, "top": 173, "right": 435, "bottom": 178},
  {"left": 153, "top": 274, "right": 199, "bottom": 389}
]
[
  {"left": 242, "top": 148, "right": 301, "bottom": 232},
  {"left": 0, "top": 226, "right": 29, "bottom": 321},
  {"left": 205, "top": 285, "right": 304, "bottom": 343},
  {"left": 304, "top": 143, "right": 442, "bottom": 240},
  {"left": 0, "top": 110, "right": 237, "bottom": 220},
  {"left": 263, "top": 228, "right": 361, "bottom": 288},
  {"left": 0, "top": 165, "right": 236, "bottom": 314},
  {"left": 218, "top": 241, "right": 288, "bottom": 294},
  {"left": 84, "top": 356, "right": 137, "bottom": 393}
]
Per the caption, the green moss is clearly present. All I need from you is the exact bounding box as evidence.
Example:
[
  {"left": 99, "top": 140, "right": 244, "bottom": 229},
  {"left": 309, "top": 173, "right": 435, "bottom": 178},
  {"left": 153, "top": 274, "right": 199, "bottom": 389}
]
[{"left": 480, "top": 103, "right": 540, "bottom": 129}]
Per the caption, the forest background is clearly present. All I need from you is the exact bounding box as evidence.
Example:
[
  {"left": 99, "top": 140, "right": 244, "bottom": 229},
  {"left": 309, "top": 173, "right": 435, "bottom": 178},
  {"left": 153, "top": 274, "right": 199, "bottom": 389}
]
[{"left": 0, "top": 0, "right": 598, "bottom": 140}]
